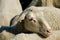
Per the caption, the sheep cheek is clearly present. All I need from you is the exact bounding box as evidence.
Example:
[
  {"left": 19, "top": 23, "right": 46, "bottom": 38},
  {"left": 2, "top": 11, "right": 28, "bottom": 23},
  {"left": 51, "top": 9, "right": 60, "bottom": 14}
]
[{"left": 38, "top": 18, "right": 52, "bottom": 37}]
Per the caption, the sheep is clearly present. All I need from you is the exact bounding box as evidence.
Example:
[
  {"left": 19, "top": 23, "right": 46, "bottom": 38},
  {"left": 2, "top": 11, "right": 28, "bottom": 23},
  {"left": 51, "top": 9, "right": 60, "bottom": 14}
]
[
  {"left": 10, "top": 6, "right": 54, "bottom": 38},
  {"left": 0, "top": 0, "right": 22, "bottom": 26},
  {"left": 8, "top": 30, "right": 60, "bottom": 40}
]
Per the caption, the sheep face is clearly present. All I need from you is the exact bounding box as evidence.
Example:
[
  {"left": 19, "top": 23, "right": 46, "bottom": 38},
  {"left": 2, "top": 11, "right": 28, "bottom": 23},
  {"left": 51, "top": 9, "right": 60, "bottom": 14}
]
[{"left": 24, "top": 11, "right": 53, "bottom": 37}]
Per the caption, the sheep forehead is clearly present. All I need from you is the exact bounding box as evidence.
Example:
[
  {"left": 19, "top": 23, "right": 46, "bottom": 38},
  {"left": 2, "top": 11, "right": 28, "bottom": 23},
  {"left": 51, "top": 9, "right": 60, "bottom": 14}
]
[
  {"left": 28, "top": 8, "right": 44, "bottom": 18},
  {"left": 26, "top": 8, "right": 44, "bottom": 21},
  {"left": 26, "top": 12, "right": 36, "bottom": 19}
]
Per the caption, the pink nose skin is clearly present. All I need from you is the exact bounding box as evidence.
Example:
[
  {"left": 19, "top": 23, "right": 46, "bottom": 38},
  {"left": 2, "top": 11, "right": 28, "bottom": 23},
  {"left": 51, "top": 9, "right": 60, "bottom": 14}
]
[{"left": 46, "top": 29, "right": 53, "bottom": 35}]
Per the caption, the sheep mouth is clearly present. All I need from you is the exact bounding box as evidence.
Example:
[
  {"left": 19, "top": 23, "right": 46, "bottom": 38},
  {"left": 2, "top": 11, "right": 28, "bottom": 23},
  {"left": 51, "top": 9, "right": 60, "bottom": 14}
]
[
  {"left": 37, "top": 30, "right": 53, "bottom": 38},
  {"left": 37, "top": 33, "right": 48, "bottom": 38},
  {"left": 47, "top": 32, "right": 52, "bottom": 35}
]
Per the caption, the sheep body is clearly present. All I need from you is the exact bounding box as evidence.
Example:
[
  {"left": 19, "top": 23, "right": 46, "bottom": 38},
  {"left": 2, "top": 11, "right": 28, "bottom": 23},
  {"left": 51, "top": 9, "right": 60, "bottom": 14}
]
[{"left": 8, "top": 31, "right": 60, "bottom": 40}]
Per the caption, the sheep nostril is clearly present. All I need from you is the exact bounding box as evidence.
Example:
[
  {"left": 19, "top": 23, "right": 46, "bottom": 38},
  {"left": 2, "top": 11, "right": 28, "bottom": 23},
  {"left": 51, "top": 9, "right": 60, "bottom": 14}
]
[{"left": 46, "top": 29, "right": 53, "bottom": 33}]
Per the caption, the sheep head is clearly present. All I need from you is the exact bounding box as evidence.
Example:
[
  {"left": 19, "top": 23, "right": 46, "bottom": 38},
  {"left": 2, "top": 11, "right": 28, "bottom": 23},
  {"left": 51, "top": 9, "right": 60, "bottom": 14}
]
[
  {"left": 12, "top": 6, "right": 53, "bottom": 38},
  {"left": 24, "top": 10, "right": 52, "bottom": 37}
]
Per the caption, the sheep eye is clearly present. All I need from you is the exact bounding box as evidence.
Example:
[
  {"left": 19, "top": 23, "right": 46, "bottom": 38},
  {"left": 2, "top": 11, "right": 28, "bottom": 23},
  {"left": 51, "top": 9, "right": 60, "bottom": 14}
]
[
  {"left": 29, "top": 18, "right": 36, "bottom": 22},
  {"left": 33, "top": 20, "right": 36, "bottom": 22},
  {"left": 29, "top": 18, "right": 33, "bottom": 21}
]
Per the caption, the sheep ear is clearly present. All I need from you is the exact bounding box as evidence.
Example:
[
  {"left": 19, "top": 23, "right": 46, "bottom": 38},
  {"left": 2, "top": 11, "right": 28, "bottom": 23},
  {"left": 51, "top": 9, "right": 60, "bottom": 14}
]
[
  {"left": 18, "top": 9, "right": 30, "bottom": 22},
  {"left": 10, "top": 9, "right": 29, "bottom": 26}
]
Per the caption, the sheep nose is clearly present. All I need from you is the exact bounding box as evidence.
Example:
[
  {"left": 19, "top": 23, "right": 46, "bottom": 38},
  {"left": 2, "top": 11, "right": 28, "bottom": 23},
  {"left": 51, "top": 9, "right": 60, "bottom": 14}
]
[{"left": 46, "top": 29, "right": 53, "bottom": 35}]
